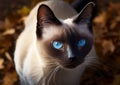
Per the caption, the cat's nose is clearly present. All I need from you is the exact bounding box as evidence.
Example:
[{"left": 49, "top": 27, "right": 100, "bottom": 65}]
[
  {"left": 67, "top": 46, "right": 75, "bottom": 60},
  {"left": 68, "top": 56, "right": 76, "bottom": 61},
  {"left": 68, "top": 52, "right": 76, "bottom": 60}
]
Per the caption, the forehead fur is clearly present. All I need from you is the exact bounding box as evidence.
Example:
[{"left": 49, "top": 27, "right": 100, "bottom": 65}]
[
  {"left": 63, "top": 18, "right": 92, "bottom": 36},
  {"left": 42, "top": 25, "right": 65, "bottom": 40},
  {"left": 41, "top": 18, "right": 93, "bottom": 41}
]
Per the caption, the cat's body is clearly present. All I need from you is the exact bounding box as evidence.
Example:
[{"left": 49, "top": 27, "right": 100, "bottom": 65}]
[{"left": 14, "top": 0, "right": 97, "bottom": 85}]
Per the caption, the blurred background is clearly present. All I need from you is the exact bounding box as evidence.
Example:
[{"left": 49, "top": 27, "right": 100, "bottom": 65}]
[{"left": 0, "top": 0, "right": 120, "bottom": 85}]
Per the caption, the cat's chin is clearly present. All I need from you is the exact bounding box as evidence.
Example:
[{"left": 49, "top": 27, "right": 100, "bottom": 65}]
[
  {"left": 65, "top": 63, "right": 81, "bottom": 69},
  {"left": 65, "top": 64, "right": 79, "bottom": 69},
  {"left": 63, "top": 61, "right": 84, "bottom": 69}
]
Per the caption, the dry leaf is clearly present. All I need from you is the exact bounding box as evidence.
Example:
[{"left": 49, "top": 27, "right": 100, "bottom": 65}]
[
  {"left": 112, "top": 75, "right": 120, "bottom": 85},
  {"left": 4, "top": 18, "right": 13, "bottom": 29},
  {"left": 2, "top": 72, "right": 18, "bottom": 85},
  {"left": 94, "top": 12, "right": 107, "bottom": 28},
  {"left": 102, "top": 40, "right": 115, "bottom": 54},
  {"left": 0, "top": 58, "right": 4, "bottom": 69},
  {"left": 2, "top": 28, "right": 15, "bottom": 35},
  {"left": 5, "top": 52, "right": 13, "bottom": 62},
  {"left": 17, "top": 6, "right": 30, "bottom": 16}
]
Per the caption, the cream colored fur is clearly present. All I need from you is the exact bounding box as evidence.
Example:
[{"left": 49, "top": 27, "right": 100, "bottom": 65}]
[{"left": 14, "top": 0, "right": 97, "bottom": 85}]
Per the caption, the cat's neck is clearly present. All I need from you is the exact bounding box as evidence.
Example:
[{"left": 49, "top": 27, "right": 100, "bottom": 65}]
[{"left": 39, "top": 64, "right": 86, "bottom": 85}]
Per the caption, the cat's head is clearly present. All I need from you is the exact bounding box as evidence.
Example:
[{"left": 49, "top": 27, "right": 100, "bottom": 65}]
[{"left": 36, "top": 2, "right": 95, "bottom": 69}]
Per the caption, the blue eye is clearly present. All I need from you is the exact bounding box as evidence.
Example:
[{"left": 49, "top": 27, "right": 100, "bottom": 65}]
[
  {"left": 52, "top": 41, "right": 63, "bottom": 49},
  {"left": 77, "top": 39, "right": 86, "bottom": 47}
]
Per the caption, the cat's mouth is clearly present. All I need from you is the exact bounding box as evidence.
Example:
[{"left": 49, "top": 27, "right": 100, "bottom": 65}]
[{"left": 63, "top": 59, "right": 84, "bottom": 69}]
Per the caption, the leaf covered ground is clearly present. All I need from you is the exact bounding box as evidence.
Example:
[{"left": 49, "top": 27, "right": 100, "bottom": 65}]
[{"left": 0, "top": 0, "right": 120, "bottom": 85}]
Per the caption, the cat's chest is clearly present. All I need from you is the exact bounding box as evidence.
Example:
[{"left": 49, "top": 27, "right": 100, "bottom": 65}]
[{"left": 45, "top": 66, "right": 86, "bottom": 85}]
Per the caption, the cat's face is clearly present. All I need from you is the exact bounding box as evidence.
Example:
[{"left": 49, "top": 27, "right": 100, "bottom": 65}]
[{"left": 36, "top": 3, "right": 95, "bottom": 68}]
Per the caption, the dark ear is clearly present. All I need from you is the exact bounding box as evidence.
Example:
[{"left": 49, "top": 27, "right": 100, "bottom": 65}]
[
  {"left": 36, "top": 4, "right": 61, "bottom": 38},
  {"left": 73, "top": 2, "right": 95, "bottom": 24},
  {"left": 37, "top": 4, "right": 61, "bottom": 26}
]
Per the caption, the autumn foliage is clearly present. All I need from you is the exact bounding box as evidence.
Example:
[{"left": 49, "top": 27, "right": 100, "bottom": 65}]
[{"left": 0, "top": 0, "right": 120, "bottom": 85}]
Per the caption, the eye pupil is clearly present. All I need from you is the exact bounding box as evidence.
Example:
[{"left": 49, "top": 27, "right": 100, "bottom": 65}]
[
  {"left": 53, "top": 41, "right": 63, "bottom": 49},
  {"left": 77, "top": 39, "right": 86, "bottom": 47}
]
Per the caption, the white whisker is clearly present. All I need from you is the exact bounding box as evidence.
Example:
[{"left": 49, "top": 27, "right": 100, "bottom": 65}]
[
  {"left": 53, "top": 66, "right": 60, "bottom": 85},
  {"left": 47, "top": 66, "right": 60, "bottom": 85}
]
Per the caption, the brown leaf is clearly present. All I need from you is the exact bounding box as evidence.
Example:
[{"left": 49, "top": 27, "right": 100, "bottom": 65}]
[
  {"left": 93, "top": 12, "right": 107, "bottom": 29},
  {"left": 2, "top": 28, "right": 15, "bottom": 36},
  {"left": 102, "top": 40, "right": 115, "bottom": 54},
  {"left": 0, "top": 58, "right": 4, "bottom": 69},
  {"left": 17, "top": 6, "right": 30, "bottom": 17},
  {"left": 4, "top": 18, "right": 13, "bottom": 29},
  {"left": 2, "top": 72, "right": 18, "bottom": 85},
  {"left": 5, "top": 52, "right": 13, "bottom": 62},
  {"left": 112, "top": 75, "right": 120, "bottom": 85}
]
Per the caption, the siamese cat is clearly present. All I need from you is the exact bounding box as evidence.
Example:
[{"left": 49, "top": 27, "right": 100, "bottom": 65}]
[{"left": 14, "top": 0, "right": 97, "bottom": 85}]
